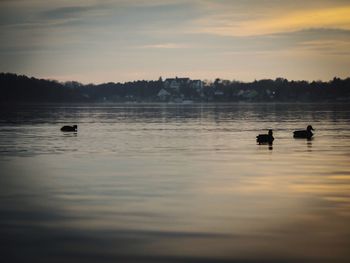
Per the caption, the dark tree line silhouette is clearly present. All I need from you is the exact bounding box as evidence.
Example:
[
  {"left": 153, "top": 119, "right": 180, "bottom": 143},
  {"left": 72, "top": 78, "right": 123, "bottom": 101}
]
[{"left": 1, "top": 73, "right": 350, "bottom": 103}]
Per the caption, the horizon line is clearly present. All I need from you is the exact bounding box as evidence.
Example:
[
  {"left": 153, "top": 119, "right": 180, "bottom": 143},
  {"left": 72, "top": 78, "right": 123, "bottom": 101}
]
[{"left": 1, "top": 72, "right": 349, "bottom": 86}]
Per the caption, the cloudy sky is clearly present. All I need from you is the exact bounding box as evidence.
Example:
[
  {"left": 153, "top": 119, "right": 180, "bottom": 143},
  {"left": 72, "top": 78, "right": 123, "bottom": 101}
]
[{"left": 1, "top": 0, "right": 350, "bottom": 83}]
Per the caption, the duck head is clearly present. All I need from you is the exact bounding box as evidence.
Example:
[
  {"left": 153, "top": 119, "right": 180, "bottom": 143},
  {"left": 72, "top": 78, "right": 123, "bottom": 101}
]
[
  {"left": 307, "top": 125, "right": 314, "bottom": 131},
  {"left": 268, "top": 129, "right": 273, "bottom": 136}
]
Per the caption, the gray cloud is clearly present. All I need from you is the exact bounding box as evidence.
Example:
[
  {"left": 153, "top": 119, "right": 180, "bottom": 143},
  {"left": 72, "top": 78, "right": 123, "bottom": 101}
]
[{"left": 40, "top": 6, "right": 95, "bottom": 20}]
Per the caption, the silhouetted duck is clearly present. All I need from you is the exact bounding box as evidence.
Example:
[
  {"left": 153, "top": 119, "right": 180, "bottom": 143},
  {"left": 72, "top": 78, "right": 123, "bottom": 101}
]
[
  {"left": 60, "top": 125, "right": 77, "bottom": 132},
  {"left": 256, "top": 129, "right": 274, "bottom": 144},
  {"left": 293, "top": 125, "right": 314, "bottom": 139}
]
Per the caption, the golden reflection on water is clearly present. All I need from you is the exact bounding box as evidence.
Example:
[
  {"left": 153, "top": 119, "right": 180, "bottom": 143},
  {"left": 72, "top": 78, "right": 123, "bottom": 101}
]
[{"left": 1, "top": 104, "right": 350, "bottom": 262}]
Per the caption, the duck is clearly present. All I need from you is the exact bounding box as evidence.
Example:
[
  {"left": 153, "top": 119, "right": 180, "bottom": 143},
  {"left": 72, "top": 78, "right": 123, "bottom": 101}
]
[
  {"left": 256, "top": 129, "right": 274, "bottom": 144},
  {"left": 293, "top": 125, "right": 314, "bottom": 139},
  {"left": 60, "top": 125, "right": 77, "bottom": 132}
]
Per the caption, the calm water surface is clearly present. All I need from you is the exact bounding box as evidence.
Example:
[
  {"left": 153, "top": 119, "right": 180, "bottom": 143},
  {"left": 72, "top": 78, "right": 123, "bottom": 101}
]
[{"left": 1, "top": 103, "right": 350, "bottom": 263}]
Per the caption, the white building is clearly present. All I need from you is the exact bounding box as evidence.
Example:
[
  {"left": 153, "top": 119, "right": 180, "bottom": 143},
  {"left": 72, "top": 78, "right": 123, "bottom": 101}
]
[
  {"left": 157, "top": 88, "right": 171, "bottom": 101},
  {"left": 164, "top": 77, "right": 190, "bottom": 90},
  {"left": 191, "top": 80, "right": 203, "bottom": 90}
]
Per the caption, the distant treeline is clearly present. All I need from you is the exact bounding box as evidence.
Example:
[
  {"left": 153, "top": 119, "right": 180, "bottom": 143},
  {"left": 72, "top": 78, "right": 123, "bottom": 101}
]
[{"left": 1, "top": 72, "right": 350, "bottom": 103}]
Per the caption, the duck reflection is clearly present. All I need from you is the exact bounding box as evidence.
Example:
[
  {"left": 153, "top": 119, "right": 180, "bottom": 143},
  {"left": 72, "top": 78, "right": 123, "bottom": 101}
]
[{"left": 307, "top": 138, "right": 313, "bottom": 151}]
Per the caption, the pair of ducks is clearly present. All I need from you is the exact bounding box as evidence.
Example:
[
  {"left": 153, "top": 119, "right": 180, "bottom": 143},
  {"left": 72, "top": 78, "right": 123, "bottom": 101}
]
[{"left": 257, "top": 125, "right": 314, "bottom": 144}]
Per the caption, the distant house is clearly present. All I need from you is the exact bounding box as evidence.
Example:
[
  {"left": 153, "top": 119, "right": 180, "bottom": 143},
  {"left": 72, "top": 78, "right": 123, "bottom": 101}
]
[
  {"left": 237, "top": 89, "right": 258, "bottom": 100},
  {"left": 157, "top": 88, "right": 171, "bottom": 101},
  {"left": 191, "top": 80, "right": 203, "bottom": 90},
  {"left": 214, "top": 90, "right": 224, "bottom": 96},
  {"left": 164, "top": 77, "right": 190, "bottom": 90}
]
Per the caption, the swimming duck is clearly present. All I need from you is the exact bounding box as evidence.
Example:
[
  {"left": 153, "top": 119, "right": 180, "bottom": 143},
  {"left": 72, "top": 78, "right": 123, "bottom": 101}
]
[
  {"left": 293, "top": 125, "right": 314, "bottom": 139},
  {"left": 60, "top": 125, "right": 77, "bottom": 132},
  {"left": 256, "top": 129, "right": 274, "bottom": 144}
]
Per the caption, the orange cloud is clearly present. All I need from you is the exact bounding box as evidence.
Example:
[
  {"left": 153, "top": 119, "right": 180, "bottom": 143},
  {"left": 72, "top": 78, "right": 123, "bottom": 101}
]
[
  {"left": 140, "top": 43, "right": 190, "bottom": 49},
  {"left": 196, "top": 6, "right": 350, "bottom": 36}
]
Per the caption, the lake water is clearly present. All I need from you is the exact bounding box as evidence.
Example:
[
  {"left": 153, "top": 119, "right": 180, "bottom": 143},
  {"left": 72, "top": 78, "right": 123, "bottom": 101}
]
[{"left": 1, "top": 103, "right": 350, "bottom": 263}]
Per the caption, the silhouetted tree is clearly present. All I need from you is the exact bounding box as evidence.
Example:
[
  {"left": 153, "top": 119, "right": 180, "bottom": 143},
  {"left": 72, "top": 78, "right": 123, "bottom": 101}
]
[{"left": 1, "top": 73, "right": 349, "bottom": 103}]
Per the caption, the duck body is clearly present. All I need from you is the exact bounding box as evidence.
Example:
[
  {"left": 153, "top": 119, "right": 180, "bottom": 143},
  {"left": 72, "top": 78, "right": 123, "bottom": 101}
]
[
  {"left": 61, "top": 125, "right": 77, "bottom": 132},
  {"left": 257, "top": 129, "right": 274, "bottom": 144},
  {"left": 293, "top": 125, "right": 314, "bottom": 139}
]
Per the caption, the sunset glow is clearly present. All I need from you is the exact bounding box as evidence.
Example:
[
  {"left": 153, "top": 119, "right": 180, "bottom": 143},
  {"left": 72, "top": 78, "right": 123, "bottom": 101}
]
[
  {"left": 1, "top": 0, "right": 350, "bottom": 83},
  {"left": 198, "top": 6, "right": 350, "bottom": 36}
]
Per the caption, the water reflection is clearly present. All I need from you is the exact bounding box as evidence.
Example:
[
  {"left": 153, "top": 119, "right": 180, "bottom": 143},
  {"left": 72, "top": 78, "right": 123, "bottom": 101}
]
[
  {"left": 0, "top": 103, "right": 350, "bottom": 262},
  {"left": 61, "top": 132, "right": 78, "bottom": 137},
  {"left": 307, "top": 139, "right": 313, "bottom": 151}
]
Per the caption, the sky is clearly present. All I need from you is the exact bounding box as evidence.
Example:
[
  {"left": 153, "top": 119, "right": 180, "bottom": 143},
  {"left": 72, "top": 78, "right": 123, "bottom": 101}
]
[{"left": 1, "top": 0, "right": 350, "bottom": 84}]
